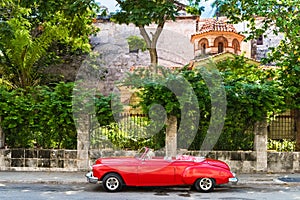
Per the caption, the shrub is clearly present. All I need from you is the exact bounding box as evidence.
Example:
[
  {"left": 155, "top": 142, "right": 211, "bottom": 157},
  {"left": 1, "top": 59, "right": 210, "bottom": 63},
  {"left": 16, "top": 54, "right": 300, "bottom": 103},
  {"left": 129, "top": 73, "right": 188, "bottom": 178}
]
[
  {"left": 268, "top": 139, "right": 295, "bottom": 152},
  {"left": 126, "top": 35, "right": 147, "bottom": 53}
]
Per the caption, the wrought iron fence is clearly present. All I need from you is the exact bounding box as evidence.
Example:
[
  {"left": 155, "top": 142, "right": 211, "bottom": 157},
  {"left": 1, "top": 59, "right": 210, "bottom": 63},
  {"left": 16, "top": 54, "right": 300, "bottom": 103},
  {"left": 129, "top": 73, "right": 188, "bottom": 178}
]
[
  {"left": 268, "top": 112, "right": 296, "bottom": 140},
  {"left": 89, "top": 111, "right": 297, "bottom": 151},
  {"left": 89, "top": 113, "right": 149, "bottom": 149}
]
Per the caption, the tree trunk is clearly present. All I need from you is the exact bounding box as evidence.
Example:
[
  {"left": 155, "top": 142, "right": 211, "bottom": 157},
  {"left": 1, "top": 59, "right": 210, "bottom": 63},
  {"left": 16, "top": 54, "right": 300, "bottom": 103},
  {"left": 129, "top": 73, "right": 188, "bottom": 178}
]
[
  {"left": 139, "top": 22, "right": 164, "bottom": 68},
  {"left": 165, "top": 115, "right": 177, "bottom": 158},
  {"left": 149, "top": 48, "right": 158, "bottom": 67},
  {"left": 295, "top": 109, "right": 300, "bottom": 151}
]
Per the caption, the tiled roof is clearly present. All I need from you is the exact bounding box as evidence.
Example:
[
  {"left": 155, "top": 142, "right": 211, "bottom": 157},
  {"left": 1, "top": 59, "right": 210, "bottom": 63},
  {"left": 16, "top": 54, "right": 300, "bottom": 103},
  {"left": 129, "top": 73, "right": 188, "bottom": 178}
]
[{"left": 197, "top": 19, "right": 237, "bottom": 34}]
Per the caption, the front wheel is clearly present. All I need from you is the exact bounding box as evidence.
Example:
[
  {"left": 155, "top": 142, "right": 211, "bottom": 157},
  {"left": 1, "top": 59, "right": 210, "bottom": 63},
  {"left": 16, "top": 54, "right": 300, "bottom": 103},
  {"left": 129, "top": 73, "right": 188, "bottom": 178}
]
[
  {"left": 194, "top": 178, "right": 215, "bottom": 192},
  {"left": 102, "top": 173, "right": 123, "bottom": 192}
]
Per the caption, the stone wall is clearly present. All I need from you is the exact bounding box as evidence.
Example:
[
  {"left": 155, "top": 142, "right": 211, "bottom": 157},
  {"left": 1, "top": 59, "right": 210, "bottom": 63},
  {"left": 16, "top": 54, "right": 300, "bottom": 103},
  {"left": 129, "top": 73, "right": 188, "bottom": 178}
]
[
  {"left": 1, "top": 149, "right": 299, "bottom": 173},
  {"left": 88, "top": 149, "right": 299, "bottom": 174},
  {"left": 89, "top": 150, "right": 300, "bottom": 173},
  {"left": 0, "top": 149, "right": 78, "bottom": 171},
  {"left": 267, "top": 152, "right": 300, "bottom": 173}
]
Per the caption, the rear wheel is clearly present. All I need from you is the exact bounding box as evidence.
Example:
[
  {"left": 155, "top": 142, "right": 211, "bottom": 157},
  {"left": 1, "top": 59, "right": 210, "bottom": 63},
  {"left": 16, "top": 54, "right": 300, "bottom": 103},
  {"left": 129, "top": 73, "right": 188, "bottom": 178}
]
[
  {"left": 102, "top": 173, "right": 123, "bottom": 192},
  {"left": 194, "top": 178, "right": 215, "bottom": 192}
]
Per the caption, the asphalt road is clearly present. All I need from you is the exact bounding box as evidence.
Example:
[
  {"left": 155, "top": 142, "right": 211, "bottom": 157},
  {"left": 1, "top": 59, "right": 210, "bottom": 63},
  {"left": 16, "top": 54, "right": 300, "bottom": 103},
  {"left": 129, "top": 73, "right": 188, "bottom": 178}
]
[{"left": 0, "top": 183, "right": 300, "bottom": 200}]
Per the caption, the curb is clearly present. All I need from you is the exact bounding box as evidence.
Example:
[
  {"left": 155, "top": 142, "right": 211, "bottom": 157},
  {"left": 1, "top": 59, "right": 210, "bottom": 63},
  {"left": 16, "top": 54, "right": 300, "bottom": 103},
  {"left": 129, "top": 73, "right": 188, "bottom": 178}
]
[{"left": 0, "top": 172, "right": 300, "bottom": 186}]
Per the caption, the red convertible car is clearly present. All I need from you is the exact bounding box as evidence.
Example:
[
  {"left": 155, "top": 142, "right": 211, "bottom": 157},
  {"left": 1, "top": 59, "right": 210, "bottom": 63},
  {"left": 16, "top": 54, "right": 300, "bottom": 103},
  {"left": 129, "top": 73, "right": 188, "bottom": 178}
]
[{"left": 86, "top": 147, "right": 238, "bottom": 192}]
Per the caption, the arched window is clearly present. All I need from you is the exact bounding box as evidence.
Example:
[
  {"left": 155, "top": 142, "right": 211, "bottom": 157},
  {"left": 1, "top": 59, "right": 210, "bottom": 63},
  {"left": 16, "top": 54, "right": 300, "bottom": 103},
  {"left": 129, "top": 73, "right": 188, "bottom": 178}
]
[
  {"left": 232, "top": 39, "right": 240, "bottom": 54},
  {"left": 214, "top": 36, "right": 228, "bottom": 54},
  {"left": 202, "top": 44, "right": 206, "bottom": 54},
  {"left": 218, "top": 42, "right": 224, "bottom": 53},
  {"left": 198, "top": 38, "right": 209, "bottom": 55}
]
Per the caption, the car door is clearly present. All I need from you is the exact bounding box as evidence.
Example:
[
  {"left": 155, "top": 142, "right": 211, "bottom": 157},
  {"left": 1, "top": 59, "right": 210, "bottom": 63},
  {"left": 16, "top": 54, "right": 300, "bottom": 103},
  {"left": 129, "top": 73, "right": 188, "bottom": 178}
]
[{"left": 137, "top": 159, "right": 175, "bottom": 186}]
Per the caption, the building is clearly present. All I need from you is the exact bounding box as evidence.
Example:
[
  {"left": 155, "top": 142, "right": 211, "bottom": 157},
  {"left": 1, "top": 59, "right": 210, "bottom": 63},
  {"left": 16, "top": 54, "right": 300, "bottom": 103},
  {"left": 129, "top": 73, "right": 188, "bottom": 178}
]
[{"left": 191, "top": 18, "right": 245, "bottom": 58}]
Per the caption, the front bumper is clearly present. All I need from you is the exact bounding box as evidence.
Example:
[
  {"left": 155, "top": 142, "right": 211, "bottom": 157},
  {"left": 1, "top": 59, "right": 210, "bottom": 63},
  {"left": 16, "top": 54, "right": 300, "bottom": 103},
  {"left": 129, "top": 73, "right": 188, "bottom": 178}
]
[
  {"left": 85, "top": 171, "right": 99, "bottom": 184},
  {"left": 229, "top": 177, "right": 238, "bottom": 184},
  {"left": 229, "top": 173, "right": 238, "bottom": 184}
]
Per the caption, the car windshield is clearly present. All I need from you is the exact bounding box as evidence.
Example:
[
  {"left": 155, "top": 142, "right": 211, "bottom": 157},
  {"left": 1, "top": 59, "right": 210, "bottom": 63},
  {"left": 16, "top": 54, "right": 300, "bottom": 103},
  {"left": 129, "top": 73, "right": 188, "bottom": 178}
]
[{"left": 134, "top": 147, "right": 148, "bottom": 160}]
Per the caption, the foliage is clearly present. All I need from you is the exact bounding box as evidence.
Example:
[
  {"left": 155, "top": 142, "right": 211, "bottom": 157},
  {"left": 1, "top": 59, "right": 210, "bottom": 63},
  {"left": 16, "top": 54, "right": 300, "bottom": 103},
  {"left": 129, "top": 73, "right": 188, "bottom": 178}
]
[
  {"left": 94, "top": 94, "right": 123, "bottom": 127},
  {"left": 112, "top": 0, "right": 177, "bottom": 26},
  {"left": 0, "top": 82, "right": 76, "bottom": 148},
  {"left": 213, "top": 56, "right": 285, "bottom": 150},
  {"left": 186, "top": 0, "right": 205, "bottom": 15},
  {"left": 112, "top": 0, "right": 177, "bottom": 66},
  {"left": 112, "top": 0, "right": 203, "bottom": 66},
  {"left": 121, "top": 55, "right": 285, "bottom": 151},
  {"left": 0, "top": 82, "right": 117, "bottom": 149},
  {"left": 126, "top": 35, "right": 147, "bottom": 52},
  {"left": 218, "top": 0, "right": 300, "bottom": 103},
  {"left": 96, "top": 121, "right": 165, "bottom": 150},
  {"left": 217, "top": 0, "right": 300, "bottom": 149},
  {"left": 0, "top": 0, "right": 99, "bottom": 88},
  {"left": 268, "top": 139, "right": 295, "bottom": 152}
]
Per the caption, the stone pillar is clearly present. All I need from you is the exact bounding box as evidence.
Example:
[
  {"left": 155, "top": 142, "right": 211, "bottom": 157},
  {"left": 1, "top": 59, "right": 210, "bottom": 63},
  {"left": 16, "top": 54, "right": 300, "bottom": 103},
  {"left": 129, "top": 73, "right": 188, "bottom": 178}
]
[
  {"left": 165, "top": 115, "right": 177, "bottom": 158},
  {"left": 76, "top": 114, "right": 90, "bottom": 170},
  {"left": 0, "top": 117, "right": 4, "bottom": 148},
  {"left": 254, "top": 118, "right": 268, "bottom": 172},
  {"left": 294, "top": 109, "right": 300, "bottom": 151}
]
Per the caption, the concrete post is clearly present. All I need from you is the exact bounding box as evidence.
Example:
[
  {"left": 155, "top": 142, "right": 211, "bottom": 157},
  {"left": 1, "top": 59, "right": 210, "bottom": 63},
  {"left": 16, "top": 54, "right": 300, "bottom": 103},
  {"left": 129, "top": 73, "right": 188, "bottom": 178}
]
[
  {"left": 254, "top": 118, "right": 268, "bottom": 172},
  {"left": 76, "top": 114, "right": 90, "bottom": 170},
  {"left": 166, "top": 115, "right": 177, "bottom": 158}
]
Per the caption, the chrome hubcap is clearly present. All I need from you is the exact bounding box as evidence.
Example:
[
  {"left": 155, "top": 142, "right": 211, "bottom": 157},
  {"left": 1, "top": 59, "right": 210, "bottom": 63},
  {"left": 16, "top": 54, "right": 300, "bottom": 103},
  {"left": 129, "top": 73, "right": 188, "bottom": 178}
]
[
  {"left": 106, "top": 177, "right": 119, "bottom": 190},
  {"left": 199, "top": 178, "right": 212, "bottom": 190}
]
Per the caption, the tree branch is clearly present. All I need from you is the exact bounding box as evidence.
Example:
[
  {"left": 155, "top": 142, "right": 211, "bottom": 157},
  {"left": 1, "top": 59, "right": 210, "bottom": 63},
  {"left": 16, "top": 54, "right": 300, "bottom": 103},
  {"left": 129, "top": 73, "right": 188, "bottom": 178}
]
[
  {"left": 139, "top": 26, "right": 152, "bottom": 49},
  {"left": 151, "top": 21, "right": 165, "bottom": 49}
]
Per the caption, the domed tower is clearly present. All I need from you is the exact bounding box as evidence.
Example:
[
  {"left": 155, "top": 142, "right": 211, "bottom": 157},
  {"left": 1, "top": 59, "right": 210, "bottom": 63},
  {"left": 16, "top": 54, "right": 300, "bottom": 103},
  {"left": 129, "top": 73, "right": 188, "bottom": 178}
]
[{"left": 191, "top": 19, "right": 245, "bottom": 58}]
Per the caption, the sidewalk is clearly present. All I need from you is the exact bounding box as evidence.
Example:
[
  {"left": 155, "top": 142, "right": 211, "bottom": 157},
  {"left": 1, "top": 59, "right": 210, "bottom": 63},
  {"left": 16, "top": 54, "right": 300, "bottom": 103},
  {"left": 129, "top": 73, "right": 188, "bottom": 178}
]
[{"left": 0, "top": 171, "right": 300, "bottom": 185}]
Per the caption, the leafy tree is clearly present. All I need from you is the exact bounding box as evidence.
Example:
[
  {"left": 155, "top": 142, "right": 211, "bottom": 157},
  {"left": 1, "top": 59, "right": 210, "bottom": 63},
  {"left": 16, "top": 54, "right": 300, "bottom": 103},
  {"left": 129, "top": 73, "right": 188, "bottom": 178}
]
[
  {"left": 217, "top": 0, "right": 300, "bottom": 150},
  {"left": 124, "top": 55, "right": 285, "bottom": 151},
  {"left": 0, "top": 0, "right": 98, "bottom": 88},
  {"left": 113, "top": 0, "right": 206, "bottom": 156},
  {"left": 113, "top": 0, "right": 178, "bottom": 66},
  {"left": 122, "top": 66, "right": 200, "bottom": 155},
  {"left": 216, "top": 56, "right": 285, "bottom": 149},
  {"left": 186, "top": 0, "right": 205, "bottom": 15},
  {"left": 113, "top": 0, "right": 204, "bottom": 66}
]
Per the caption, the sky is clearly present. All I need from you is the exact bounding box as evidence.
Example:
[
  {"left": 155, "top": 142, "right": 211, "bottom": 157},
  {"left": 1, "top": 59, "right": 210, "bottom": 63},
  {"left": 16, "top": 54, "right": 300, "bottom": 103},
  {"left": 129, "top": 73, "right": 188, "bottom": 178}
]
[{"left": 98, "top": 0, "right": 216, "bottom": 18}]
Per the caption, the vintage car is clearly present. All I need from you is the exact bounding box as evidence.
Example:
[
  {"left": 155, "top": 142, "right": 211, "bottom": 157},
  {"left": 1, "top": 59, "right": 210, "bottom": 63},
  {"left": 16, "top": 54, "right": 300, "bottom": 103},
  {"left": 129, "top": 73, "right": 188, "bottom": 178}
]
[{"left": 86, "top": 147, "right": 238, "bottom": 192}]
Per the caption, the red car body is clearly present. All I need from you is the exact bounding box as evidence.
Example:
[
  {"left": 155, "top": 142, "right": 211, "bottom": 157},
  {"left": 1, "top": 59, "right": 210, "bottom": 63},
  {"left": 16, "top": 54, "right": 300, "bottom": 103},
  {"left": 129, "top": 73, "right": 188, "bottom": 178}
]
[{"left": 86, "top": 147, "right": 237, "bottom": 192}]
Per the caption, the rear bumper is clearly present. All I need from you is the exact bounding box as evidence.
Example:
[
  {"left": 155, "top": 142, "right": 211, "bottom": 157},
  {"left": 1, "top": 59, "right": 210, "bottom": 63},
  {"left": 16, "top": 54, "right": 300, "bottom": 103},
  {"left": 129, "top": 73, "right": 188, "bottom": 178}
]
[{"left": 85, "top": 171, "right": 99, "bottom": 184}]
